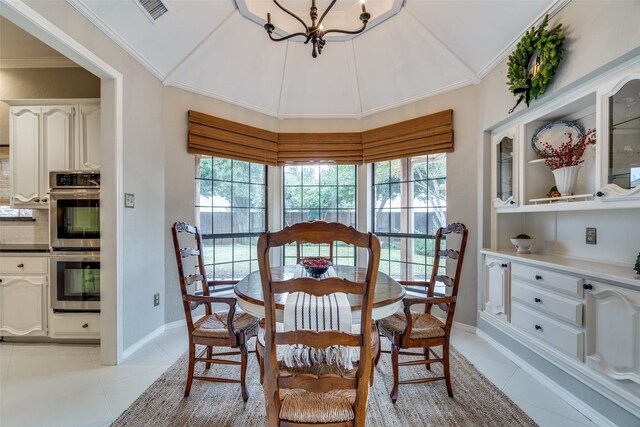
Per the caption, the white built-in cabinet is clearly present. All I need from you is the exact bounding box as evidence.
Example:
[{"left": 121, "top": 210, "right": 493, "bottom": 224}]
[
  {"left": 483, "top": 257, "right": 510, "bottom": 319},
  {"left": 482, "top": 56, "right": 640, "bottom": 420},
  {"left": 8, "top": 100, "right": 100, "bottom": 209},
  {"left": 585, "top": 282, "right": 640, "bottom": 385},
  {"left": 0, "top": 257, "right": 48, "bottom": 337}
]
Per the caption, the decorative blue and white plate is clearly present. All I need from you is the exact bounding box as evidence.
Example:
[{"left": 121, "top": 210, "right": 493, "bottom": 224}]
[{"left": 531, "top": 120, "right": 585, "bottom": 156}]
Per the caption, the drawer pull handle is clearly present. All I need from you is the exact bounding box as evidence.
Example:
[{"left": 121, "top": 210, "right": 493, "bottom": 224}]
[
  {"left": 34, "top": 198, "right": 40, "bottom": 202},
  {"left": 583, "top": 284, "right": 593, "bottom": 291},
  {"left": 534, "top": 324, "right": 542, "bottom": 331},
  {"left": 596, "top": 191, "right": 604, "bottom": 197},
  {"left": 509, "top": 200, "right": 515, "bottom": 205},
  {"left": 535, "top": 275, "right": 542, "bottom": 280},
  {"left": 82, "top": 323, "right": 89, "bottom": 329},
  {"left": 17, "top": 263, "right": 24, "bottom": 268},
  {"left": 501, "top": 263, "right": 508, "bottom": 268},
  {"left": 534, "top": 297, "right": 541, "bottom": 303}
]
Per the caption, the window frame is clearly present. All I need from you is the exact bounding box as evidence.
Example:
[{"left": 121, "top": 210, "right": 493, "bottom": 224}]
[
  {"left": 281, "top": 163, "right": 358, "bottom": 266},
  {"left": 195, "top": 155, "right": 268, "bottom": 284},
  {"left": 370, "top": 155, "right": 447, "bottom": 295}
]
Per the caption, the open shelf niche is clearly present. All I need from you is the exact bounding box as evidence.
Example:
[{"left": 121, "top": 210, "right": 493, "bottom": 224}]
[{"left": 521, "top": 92, "right": 597, "bottom": 206}]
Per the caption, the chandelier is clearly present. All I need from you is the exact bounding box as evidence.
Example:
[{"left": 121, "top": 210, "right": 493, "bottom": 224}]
[{"left": 263, "top": 0, "right": 371, "bottom": 58}]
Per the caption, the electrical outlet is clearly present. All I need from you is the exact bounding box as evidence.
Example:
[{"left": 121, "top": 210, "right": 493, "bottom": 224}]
[
  {"left": 154, "top": 293, "right": 160, "bottom": 306},
  {"left": 125, "top": 193, "right": 135, "bottom": 208},
  {"left": 586, "top": 227, "right": 597, "bottom": 245}
]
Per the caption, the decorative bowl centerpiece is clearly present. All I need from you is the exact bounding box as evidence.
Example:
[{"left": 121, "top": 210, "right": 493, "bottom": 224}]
[
  {"left": 301, "top": 257, "right": 332, "bottom": 278},
  {"left": 510, "top": 234, "right": 536, "bottom": 254}
]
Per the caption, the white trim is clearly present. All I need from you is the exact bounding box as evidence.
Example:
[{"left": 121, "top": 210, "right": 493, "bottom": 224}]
[
  {"left": 476, "top": 0, "right": 571, "bottom": 79},
  {"left": 66, "top": 0, "right": 166, "bottom": 80},
  {"left": 359, "top": 80, "right": 472, "bottom": 118},
  {"left": 4, "top": 98, "right": 100, "bottom": 106},
  {"left": 0, "top": 57, "right": 79, "bottom": 68},
  {"left": 121, "top": 324, "right": 165, "bottom": 360},
  {"left": 0, "top": 0, "right": 125, "bottom": 366},
  {"left": 164, "top": 318, "right": 187, "bottom": 330},
  {"left": 476, "top": 328, "right": 616, "bottom": 427}
]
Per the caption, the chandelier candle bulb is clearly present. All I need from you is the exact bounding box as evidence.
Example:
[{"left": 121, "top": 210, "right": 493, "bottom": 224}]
[{"left": 361, "top": 0, "right": 366, "bottom": 13}]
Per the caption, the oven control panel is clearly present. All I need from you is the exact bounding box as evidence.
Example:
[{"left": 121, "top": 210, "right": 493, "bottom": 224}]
[{"left": 50, "top": 171, "right": 100, "bottom": 189}]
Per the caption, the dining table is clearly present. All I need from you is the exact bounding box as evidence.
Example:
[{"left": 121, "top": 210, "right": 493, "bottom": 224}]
[{"left": 234, "top": 265, "right": 406, "bottom": 323}]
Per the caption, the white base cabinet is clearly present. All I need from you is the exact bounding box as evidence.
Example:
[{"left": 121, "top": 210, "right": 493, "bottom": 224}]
[
  {"left": 0, "top": 257, "right": 48, "bottom": 337},
  {"left": 586, "top": 282, "right": 640, "bottom": 385},
  {"left": 481, "top": 251, "right": 640, "bottom": 418}
]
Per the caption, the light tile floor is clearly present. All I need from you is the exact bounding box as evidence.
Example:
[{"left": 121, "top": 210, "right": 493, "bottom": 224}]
[{"left": 0, "top": 326, "right": 597, "bottom": 427}]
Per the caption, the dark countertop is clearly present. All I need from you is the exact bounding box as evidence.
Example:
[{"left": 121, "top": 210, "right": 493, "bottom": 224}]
[{"left": 0, "top": 244, "right": 50, "bottom": 253}]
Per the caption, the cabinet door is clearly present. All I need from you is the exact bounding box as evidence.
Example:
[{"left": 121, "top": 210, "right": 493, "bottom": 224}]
[
  {"left": 484, "top": 258, "right": 510, "bottom": 319},
  {"left": 10, "top": 107, "right": 40, "bottom": 206},
  {"left": 491, "top": 129, "right": 517, "bottom": 208},
  {"left": 585, "top": 281, "right": 640, "bottom": 384},
  {"left": 0, "top": 276, "right": 46, "bottom": 336},
  {"left": 77, "top": 104, "right": 101, "bottom": 170},
  {"left": 42, "top": 106, "right": 74, "bottom": 198}
]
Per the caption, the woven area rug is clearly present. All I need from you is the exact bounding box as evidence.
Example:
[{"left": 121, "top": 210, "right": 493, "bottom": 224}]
[{"left": 112, "top": 342, "right": 537, "bottom": 426}]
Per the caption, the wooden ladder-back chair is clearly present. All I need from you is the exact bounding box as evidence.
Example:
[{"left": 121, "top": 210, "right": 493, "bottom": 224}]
[
  {"left": 257, "top": 221, "right": 380, "bottom": 427},
  {"left": 171, "top": 222, "right": 258, "bottom": 401},
  {"left": 377, "top": 223, "right": 468, "bottom": 403}
]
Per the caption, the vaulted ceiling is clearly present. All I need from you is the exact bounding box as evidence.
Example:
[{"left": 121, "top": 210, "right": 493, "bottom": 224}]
[{"left": 70, "top": 0, "right": 562, "bottom": 119}]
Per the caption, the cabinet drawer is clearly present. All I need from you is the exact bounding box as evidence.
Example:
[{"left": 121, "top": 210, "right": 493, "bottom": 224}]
[
  {"left": 511, "top": 302, "right": 583, "bottom": 361},
  {"left": 511, "top": 263, "right": 583, "bottom": 297},
  {"left": 49, "top": 312, "right": 100, "bottom": 339},
  {"left": 0, "top": 257, "right": 47, "bottom": 274},
  {"left": 512, "top": 280, "right": 583, "bottom": 326}
]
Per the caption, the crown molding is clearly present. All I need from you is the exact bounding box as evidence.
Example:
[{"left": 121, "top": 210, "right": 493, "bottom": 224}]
[
  {"left": 66, "top": 0, "right": 167, "bottom": 80},
  {"left": 360, "top": 79, "right": 472, "bottom": 118},
  {"left": 0, "top": 57, "right": 79, "bottom": 68},
  {"left": 477, "top": 0, "right": 571, "bottom": 79},
  {"left": 169, "top": 80, "right": 279, "bottom": 118}
]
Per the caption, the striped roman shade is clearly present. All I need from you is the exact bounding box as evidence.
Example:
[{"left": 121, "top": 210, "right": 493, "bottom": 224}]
[
  {"left": 277, "top": 132, "right": 362, "bottom": 165},
  {"left": 187, "top": 109, "right": 453, "bottom": 165},
  {"left": 187, "top": 110, "right": 278, "bottom": 165},
  {"left": 362, "top": 109, "right": 453, "bottom": 163}
]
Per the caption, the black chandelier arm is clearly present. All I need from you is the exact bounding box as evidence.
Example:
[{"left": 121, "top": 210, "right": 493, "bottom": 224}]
[
  {"left": 316, "top": 0, "right": 337, "bottom": 28},
  {"left": 323, "top": 22, "right": 368, "bottom": 36},
  {"left": 272, "top": 0, "right": 309, "bottom": 32},
  {"left": 266, "top": 30, "right": 310, "bottom": 42}
]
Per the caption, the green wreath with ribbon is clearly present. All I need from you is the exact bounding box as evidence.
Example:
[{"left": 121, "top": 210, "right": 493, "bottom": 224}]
[{"left": 507, "top": 15, "right": 565, "bottom": 114}]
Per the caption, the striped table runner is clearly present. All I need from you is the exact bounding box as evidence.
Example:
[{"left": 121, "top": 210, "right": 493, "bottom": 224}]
[{"left": 280, "top": 266, "right": 355, "bottom": 371}]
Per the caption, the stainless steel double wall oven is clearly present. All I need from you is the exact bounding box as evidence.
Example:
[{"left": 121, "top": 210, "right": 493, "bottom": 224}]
[{"left": 49, "top": 171, "right": 100, "bottom": 312}]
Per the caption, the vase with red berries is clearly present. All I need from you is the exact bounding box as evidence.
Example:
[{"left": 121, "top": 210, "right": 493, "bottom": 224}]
[{"left": 541, "top": 129, "right": 596, "bottom": 196}]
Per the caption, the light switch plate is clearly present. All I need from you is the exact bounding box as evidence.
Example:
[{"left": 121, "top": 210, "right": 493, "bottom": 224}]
[
  {"left": 586, "top": 227, "right": 597, "bottom": 245},
  {"left": 125, "top": 193, "right": 135, "bottom": 208}
]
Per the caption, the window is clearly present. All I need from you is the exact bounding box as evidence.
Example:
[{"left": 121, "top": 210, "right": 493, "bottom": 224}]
[
  {"left": 372, "top": 154, "right": 447, "bottom": 293},
  {"left": 196, "top": 156, "right": 267, "bottom": 281},
  {"left": 282, "top": 164, "right": 357, "bottom": 265},
  {"left": 0, "top": 146, "right": 32, "bottom": 219}
]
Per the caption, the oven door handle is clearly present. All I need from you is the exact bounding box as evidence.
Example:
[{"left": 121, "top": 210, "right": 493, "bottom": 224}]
[{"left": 49, "top": 190, "right": 100, "bottom": 195}]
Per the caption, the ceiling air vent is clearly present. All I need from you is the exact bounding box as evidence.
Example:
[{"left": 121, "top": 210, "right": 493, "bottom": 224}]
[{"left": 138, "top": 0, "right": 168, "bottom": 21}]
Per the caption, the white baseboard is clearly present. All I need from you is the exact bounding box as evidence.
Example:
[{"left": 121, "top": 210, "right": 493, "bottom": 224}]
[
  {"left": 476, "top": 329, "right": 616, "bottom": 427},
  {"left": 121, "top": 324, "right": 166, "bottom": 360},
  {"left": 164, "top": 319, "right": 187, "bottom": 330}
]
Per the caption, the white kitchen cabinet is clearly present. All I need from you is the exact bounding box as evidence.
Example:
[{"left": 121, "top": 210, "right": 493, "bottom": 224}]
[
  {"left": 10, "top": 106, "right": 40, "bottom": 206},
  {"left": 8, "top": 101, "right": 100, "bottom": 208},
  {"left": 483, "top": 257, "right": 510, "bottom": 320},
  {"left": 585, "top": 281, "right": 640, "bottom": 384},
  {"left": 77, "top": 104, "right": 101, "bottom": 170},
  {"left": 0, "top": 256, "right": 48, "bottom": 337}
]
